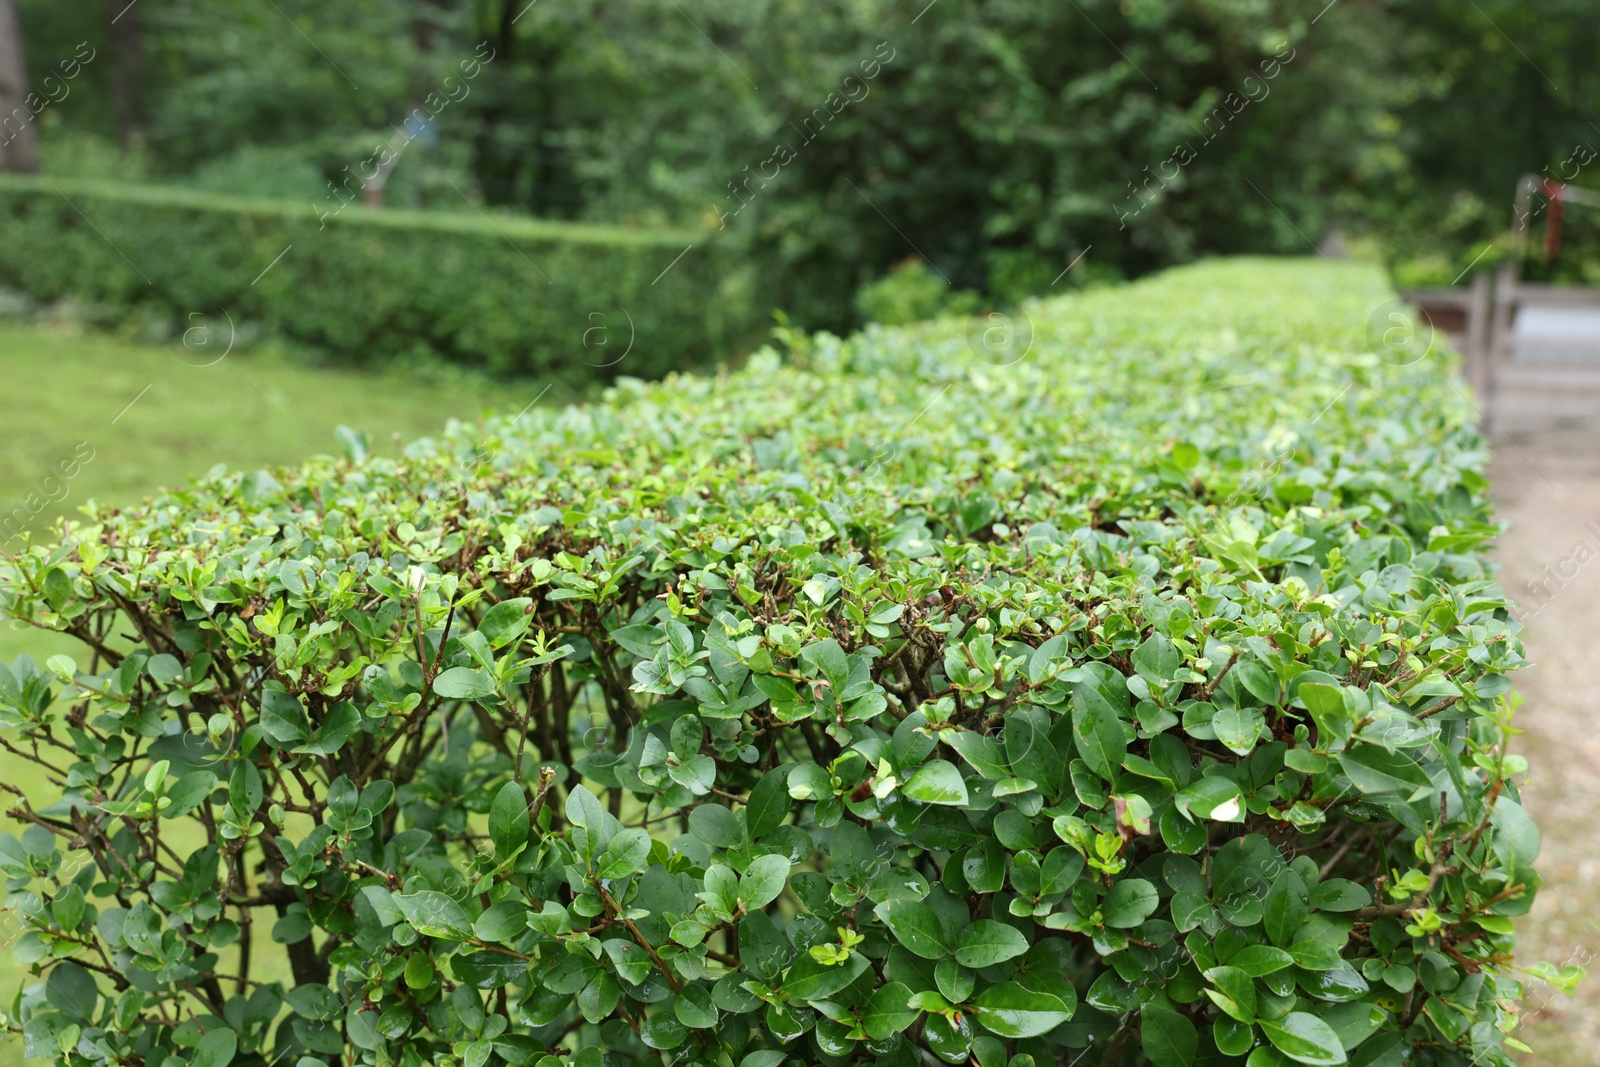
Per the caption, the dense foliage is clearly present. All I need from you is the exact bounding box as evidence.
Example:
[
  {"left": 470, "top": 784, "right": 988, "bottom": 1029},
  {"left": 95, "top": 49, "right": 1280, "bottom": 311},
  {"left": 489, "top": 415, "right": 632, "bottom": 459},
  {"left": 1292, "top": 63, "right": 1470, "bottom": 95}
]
[
  {"left": 0, "top": 259, "right": 1557, "bottom": 1067},
  {"left": 17, "top": 0, "right": 1600, "bottom": 308},
  {"left": 0, "top": 174, "right": 763, "bottom": 380}
]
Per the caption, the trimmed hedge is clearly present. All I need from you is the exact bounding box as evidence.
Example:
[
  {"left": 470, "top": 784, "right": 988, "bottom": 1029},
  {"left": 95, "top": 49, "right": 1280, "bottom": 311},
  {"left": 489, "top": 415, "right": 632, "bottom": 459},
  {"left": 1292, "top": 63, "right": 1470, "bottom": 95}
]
[
  {"left": 0, "top": 259, "right": 1553, "bottom": 1067},
  {"left": 0, "top": 175, "right": 764, "bottom": 383}
]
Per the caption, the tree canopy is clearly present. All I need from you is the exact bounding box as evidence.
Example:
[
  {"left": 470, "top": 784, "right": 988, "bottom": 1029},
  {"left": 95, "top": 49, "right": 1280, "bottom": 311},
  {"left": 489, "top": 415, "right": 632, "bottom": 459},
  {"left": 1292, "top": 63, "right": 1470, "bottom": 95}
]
[{"left": 14, "top": 0, "right": 1600, "bottom": 315}]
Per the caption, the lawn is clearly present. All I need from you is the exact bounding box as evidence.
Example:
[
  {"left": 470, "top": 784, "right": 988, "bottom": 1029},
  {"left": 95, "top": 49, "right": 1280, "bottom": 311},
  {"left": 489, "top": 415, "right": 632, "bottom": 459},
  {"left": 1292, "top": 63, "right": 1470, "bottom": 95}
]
[{"left": 0, "top": 322, "right": 550, "bottom": 1055}]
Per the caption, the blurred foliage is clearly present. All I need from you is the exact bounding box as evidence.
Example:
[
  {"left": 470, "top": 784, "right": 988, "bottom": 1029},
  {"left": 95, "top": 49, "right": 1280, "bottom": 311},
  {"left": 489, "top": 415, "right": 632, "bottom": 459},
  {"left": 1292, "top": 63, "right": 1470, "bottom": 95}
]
[
  {"left": 855, "top": 258, "right": 980, "bottom": 327},
  {"left": 0, "top": 174, "right": 768, "bottom": 384},
  {"left": 14, "top": 0, "right": 1600, "bottom": 322}
]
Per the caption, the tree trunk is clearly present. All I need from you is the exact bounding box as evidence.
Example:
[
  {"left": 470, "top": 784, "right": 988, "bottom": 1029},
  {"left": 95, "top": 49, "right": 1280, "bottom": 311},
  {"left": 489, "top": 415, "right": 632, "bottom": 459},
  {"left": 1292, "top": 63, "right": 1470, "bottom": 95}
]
[
  {"left": 106, "top": 0, "right": 143, "bottom": 152},
  {"left": 0, "top": 0, "right": 40, "bottom": 173}
]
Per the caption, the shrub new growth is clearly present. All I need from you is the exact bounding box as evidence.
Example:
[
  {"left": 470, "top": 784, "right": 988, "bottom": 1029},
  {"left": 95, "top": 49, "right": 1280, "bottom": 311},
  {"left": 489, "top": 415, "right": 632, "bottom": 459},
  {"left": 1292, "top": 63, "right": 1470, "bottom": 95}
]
[
  {"left": 0, "top": 175, "right": 762, "bottom": 383},
  {"left": 0, "top": 259, "right": 1558, "bottom": 1067}
]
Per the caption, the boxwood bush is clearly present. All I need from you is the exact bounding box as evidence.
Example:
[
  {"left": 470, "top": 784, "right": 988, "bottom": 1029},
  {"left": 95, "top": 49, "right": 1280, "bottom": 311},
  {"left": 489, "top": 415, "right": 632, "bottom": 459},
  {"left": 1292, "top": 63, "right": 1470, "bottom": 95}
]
[
  {"left": 0, "top": 175, "right": 765, "bottom": 383},
  {"left": 0, "top": 259, "right": 1559, "bottom": 1067}
]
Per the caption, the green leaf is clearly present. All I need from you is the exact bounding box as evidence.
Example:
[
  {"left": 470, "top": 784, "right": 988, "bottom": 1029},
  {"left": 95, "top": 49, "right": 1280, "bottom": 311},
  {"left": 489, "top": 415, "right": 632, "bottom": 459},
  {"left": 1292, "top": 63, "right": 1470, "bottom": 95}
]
[
  {"left": 782, "top": 952, "right": 869, "bottom": 1002},
  {"left": 290, "top": 701, "right": 362, "bottom": 756},
  {"left": 874, "top": 898, "right": 947, "bottom": 959},
  {"left": 902, "top": 759, "right": 969, "bottom": 805},
  {"left": 971, "top": 982, "right": 1073, "bottom": 1038},
  {"left": 432, "top": 666, "right": 498, "bottom": 701},
  {"left": 1102, "top": 878, "right": 1159, "bottom": 928},
  {"left": 565, "top": 784, "right": 609, "bottom": 860},
  {"left": 1072, "top": 677, "right": 1128, "bottom": 780},
  {"left": 479, "top": 598, "right": 534, "bottom": 649},
  {"left": 1265, "top": 868, "right": 1308, "bottom": 947},
  {"left": 639, "top": 1012, "right": 688, "bottom": 1050},
  {"left": 393, "top": 891, "right": 473, "bottom": 940},
  {"left": 1230, "top": 945, "right": 1295, "bottom": 976},
  {"left": 404, "top": 953, "right": 435, "bottom": 990},
  {"left": 786, "top": 763, "right": 833, "bottom": 801},
  {"left": 1212, "top": 706, "right": 1262, "bottom": 755},
  {"left": 688, "top": 804, "right": 742, "bottom": 849},
  {"left": 41, "top": 567, "right": 73, "bottom": 612},
  {"left": 474, "top": 900, "right": 530, "bottom": 942},
  {"left": 668, "top": 753, "right": 717, "bottom": 795},
  {"left": 1336, "top": 743, "right": 1429, "bottom": 794},
  {"left": 953, "top": 920, "right": 1030, "bottom": 967},
  {"left": 161, "top": 771, "right": 217, "bottom": 819},
  {"left": 489, "top": 781, "right": 530, "bottom": 861},
  {"left": 862, "top": 981, "right": 918, "bottom": 1039},
  {"left": 259, "top": 689, "right": 310, "bottom": 743},
  {"left": 1287, "top": 941, "right": 1343, "bottom": 972},
  {"left": 701, "top": 864, "right": 739, "bottom": 917},
  {"left": 739, "top": 854, "right": 790, "bottom": 909},
  {"left": 1309, "top": 879, "right": 1371, "bottom": 912},
  {"left": 946, "top": 731, "right": 1011, "bottom": 779},
  {"left": 1299, "top": 684, "right": 1353, "bottom": 749},
  {"left": 1133, "top": 633, "right": 1180, "bottom": 683},
  {"left": 596, "top": 828, "right": 651, "bottom": 879},
  {"left": 800, "top": 637, "right": 849, "bottom": 692},
  {"left": 1491, "top": 797, "right": 1542, "bottom": 868},
  {"left": 192, "top": 1028, "right": 239, "bottom": 1067},
  {"left": 45, "top": 962, "right": 98, "bottom": 1023},
  {"left": 610, "top": 624, "right": 663, "bottom": 659},
  {"left": 1259, "top": 1011, "right": 1348, "bottom": 1065},
  {"left": 1174, "top": 776, "right": 1243, "bottom": 821},
  {"left": 1141, "top": 1003, "right": 1198, "bottom": 1067},
  {"left": 745, "top": 767, "right": 791, "bottom": 839},
  {"left": 674, "top": 983, "right": 718, "bottom": 1029},
  {"left": 1203, "top": 965, "right": 1258, "bottom": 1022}
]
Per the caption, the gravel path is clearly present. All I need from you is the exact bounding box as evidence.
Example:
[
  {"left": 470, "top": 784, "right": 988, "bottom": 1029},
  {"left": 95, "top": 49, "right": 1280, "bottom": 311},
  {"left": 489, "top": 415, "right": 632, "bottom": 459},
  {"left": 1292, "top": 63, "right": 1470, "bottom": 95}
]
[{"left": 1488, "top": 430, "right": 1600, "bottom": 1066}]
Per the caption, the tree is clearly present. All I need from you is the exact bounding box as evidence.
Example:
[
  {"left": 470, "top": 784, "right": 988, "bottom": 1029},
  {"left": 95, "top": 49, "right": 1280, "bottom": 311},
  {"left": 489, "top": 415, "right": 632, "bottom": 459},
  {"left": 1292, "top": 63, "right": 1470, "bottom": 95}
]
[
  {"left": 103, "top": 0, "right": 140, "bottom": 151},
  {"left": 0, "top": 0, "right": 40, "bottom": 172}
]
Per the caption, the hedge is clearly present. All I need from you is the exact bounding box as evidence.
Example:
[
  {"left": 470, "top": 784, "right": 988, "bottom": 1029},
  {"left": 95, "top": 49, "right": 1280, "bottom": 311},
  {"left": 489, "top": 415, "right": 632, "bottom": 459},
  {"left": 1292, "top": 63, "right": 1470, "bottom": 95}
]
[
  {"left": 0, "top": 174, "right": 766, "bottom": 383},
  {"left": 0, "top": 258, "right": 1556, "bottom": 1067}
]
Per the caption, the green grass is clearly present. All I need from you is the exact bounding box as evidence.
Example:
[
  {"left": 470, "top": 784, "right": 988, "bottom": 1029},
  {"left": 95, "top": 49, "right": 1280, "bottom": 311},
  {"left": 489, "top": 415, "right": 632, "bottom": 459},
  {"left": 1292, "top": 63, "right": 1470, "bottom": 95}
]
[{"left": 0, "top": 322, "right": 551, "bottom": 1054}]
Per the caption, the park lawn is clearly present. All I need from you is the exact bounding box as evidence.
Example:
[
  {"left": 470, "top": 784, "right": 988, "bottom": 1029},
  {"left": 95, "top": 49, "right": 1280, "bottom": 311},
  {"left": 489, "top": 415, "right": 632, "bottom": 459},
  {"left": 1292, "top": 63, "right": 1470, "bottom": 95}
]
[{"left": 0, "top": 322, "right": 552, "bottom": 1054}]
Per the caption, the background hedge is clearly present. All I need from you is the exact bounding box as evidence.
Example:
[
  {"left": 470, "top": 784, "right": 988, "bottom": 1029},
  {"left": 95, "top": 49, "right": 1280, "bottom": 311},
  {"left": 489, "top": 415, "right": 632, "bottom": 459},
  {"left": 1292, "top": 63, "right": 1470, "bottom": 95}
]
[
  {"left": 0, "top": 259, "right": 1551, "bottom": 1067},
  {"left": 0, "top": 174, "right": 771, "bottom": 383}
]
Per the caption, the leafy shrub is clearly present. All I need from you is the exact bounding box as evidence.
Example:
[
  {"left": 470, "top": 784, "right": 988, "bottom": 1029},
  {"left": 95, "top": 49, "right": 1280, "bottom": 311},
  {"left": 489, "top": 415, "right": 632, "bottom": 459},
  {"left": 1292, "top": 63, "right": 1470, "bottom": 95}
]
[
  {"left": 0, "top": 175, "right": 769, "bottom": 385},
  {"left": 0, "top": 259, "right": 1556, "bottom": 1067},
  {"left": 185, "top": 146, "right": 328, "bottom": 202},
  {"left": 855, "top": 257, "right": 981, "bottom": 326}
]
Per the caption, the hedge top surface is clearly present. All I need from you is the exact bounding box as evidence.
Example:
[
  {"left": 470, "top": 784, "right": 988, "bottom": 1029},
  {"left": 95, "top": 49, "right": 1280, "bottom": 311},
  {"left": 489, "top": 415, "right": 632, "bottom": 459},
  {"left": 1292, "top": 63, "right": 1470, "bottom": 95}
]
[
  {"left": 0, "top": 259, "right": 1547, "bottom": 1067},
  {"left": 0, "top": 173, "right": 705, "bottom": 247}
]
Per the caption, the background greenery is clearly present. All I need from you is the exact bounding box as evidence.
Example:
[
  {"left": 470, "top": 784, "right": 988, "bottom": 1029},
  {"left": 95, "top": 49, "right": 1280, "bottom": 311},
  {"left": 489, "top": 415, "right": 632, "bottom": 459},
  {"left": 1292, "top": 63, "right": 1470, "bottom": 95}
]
[
  {"left": 15, "top": 0, "right": 1600, "bottom": 316},
  {"left": 0, "top": 175, "right": 768, "bottom": 380}
]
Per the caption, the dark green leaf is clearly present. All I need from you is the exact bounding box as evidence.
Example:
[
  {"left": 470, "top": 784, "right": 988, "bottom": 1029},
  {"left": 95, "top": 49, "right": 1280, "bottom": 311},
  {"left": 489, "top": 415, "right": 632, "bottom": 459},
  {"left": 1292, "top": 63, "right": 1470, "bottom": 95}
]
[
  {"left": 259, "top": 689, "right": 310, "bottom": 743},
  {"left": 393, "top": 891, "right": 473, "bottom": 940},
  {"left": 490, "top": 781, "right": 530, "bottom": 861},
  {"left": 596, "top": 828, "right": 651, "bottom": 879},
  {"left": 1259, "top": 1011, "right": 1348, "bottom": 1065},
  {"left": 1140, "top": 1003, "right": 1198, "bottom": 1067},
  {"left": 874, "top": 898, "right": 947, "bottom": 959},
  {"left": 971, "top": 982, "right": 1073, "bottom": 1038},
  {"left": 745, "top": 768, "right": 791, "bottom": 839},
  {"left": 953, "top": 920, "right": 1029, "bottom": 967},
  {"left": 863, "top": 982, "right": 918, "bottom": 1039},
  {"left": 432, "top": 666, "right": 498, "bottom": 701},
  {"left": 1072, "top": 677, "right": 1127, "bottom": 780},
  {"left": 1102, "top": 879, "right": 1158, "bottom": 928},
  {"left": 902, "top": 759, "right": 969, "bottom": 805}
]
